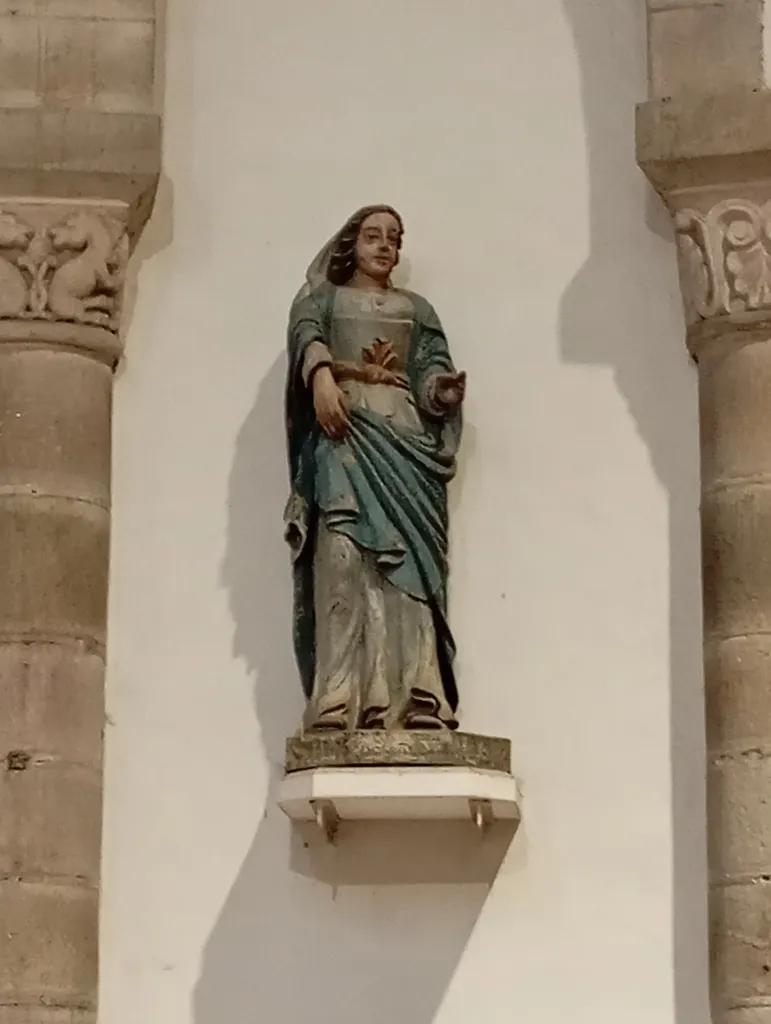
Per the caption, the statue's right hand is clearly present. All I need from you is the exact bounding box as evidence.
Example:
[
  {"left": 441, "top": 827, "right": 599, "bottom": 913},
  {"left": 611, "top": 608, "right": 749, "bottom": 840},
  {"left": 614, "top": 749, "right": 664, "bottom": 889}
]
[{"left": 312, "top": 366, "right": 350, "bottom": 439}]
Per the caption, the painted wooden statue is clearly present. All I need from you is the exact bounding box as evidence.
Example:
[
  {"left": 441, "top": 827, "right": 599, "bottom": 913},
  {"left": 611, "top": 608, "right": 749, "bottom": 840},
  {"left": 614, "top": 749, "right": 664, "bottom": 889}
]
[{"left": 284, "top": 206, "right": 466, "bottom": 732}]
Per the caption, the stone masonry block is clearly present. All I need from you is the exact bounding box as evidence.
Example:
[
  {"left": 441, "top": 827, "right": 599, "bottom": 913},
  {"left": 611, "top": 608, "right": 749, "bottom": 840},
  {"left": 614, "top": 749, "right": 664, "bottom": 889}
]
[
  {"left": 0, "top": 643, "right": 103, "bottom": 766},
  {"left": 0, "top": 0, "right": 157, "bottom": 111},
  {"left": 709, "top": 755, "right": 771, "bottom": 878},
  {"left": 0, "top": 496, "right": 109, "bottom": 644},
  {"left": 725, "top": 1010, "right": 771, "bottom": 1024},
  {"left": 38, "top": 0, "right": 153, "bottom": 17},
  {"left": 649, "top": 1, "right": 763, "bottom": 98},
  {"left": 712, "top": 881, "right": 771, "bottom": 1006},
  {"left": 0, "top": 107, "right": 160, "bottom": 176},
  {"left": 38, "top": 16, "right": 155, "bottom": 112},
  {"left": 93, "top": 18, "right": 154, "bottom": 112},
  {"left": 0, "top": 348, "right": 112, "bottom": 509},
  {"left": 707, "top": 636, "right": 771, "bottom": 756},
  {"left": 650, "top": 0, "right": 757, "bottom": 7},
  {"left": 0, "top": 762, "right": 102, "bottom": 883},
  {"left": 0, "top": 880, "right": 97, "bottom": 1005},
  {"left": 637, "top": 90, "right": 771, "bottom": 193},
  {"left": 702, "top": 486, "right": 771, "bottom": 640},
  {"left": 700, "top": 341, "right": 771, "bottom": 489},
  {"left": 0, "top": 0, "right": 152, "bottom": 14},
  {"left": 40, "top": 17, "right": 97, "bottom": 108},
  {"left": 0, "top": 1012, "right": 94, "bottom": 1024},
  {"left": 0, "top": 16, "right": 41, "bottom": 108},
  {"left": 700, "top": 339, "right": 771, "bottom": 487},
  {"left": 0, "top": 108, "right": 161, "bottom": 214}
]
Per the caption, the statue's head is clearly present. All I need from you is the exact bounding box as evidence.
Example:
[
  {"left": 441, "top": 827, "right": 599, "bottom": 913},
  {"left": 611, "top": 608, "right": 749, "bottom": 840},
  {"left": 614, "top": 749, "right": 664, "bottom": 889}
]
[{"left": 327, "top": 205, "right": 404, "bottom": 286}]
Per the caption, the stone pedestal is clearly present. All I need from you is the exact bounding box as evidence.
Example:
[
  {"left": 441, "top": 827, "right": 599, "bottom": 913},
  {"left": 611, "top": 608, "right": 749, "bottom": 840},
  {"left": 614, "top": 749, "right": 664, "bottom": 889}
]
[
  {"left": 279, "top": 765, "right": 521, "bottom": 842},
  {"left": 282, "top": 731, "right": 517, "bottom": 848},
  {"left": 286, "top": 729, "right": 511, "bottom": 774}
]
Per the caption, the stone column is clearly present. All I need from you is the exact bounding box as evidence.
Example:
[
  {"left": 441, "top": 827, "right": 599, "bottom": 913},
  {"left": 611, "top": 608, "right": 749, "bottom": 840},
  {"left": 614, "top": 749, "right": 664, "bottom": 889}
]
[
  {"left": 639, "top": 89, "right": 771, "bottom": 1024},
  {"left": 0, "top": 1, "right": 161, "bottom": 1013},
  {"left": 641, "top": 3, "right": 771, "bottom": 1019},
  {"left": 0, "top": 149, "right": 159, "bottom": 1022}
]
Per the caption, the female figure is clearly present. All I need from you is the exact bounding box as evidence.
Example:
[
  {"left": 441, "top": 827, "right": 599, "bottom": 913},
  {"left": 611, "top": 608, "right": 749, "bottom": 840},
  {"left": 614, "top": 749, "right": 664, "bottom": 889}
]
[{"left": 285, "top": 206, "right": 466, "bottom": 731}]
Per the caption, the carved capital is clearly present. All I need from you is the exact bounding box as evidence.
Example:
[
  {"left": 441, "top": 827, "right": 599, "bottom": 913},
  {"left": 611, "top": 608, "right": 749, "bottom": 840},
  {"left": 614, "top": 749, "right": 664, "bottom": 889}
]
[
  {"left": 674, "top": 194, "right": 771, "bottom": 323},
  {"left": 636, "top": 91, "right": 771, "bottom": 355},
  {"left": 669, "top": 184, "right": 771, "bottom": 355},
  {"left": 0, "top": 199, "right": 130, "bottom": 366}
]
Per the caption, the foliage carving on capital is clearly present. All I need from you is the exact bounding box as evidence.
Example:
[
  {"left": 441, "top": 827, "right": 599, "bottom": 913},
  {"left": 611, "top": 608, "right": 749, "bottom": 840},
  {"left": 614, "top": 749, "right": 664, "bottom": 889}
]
[
  {"left": 0, "top": 205, "right": 128, "bottom": 333},
  {"left": 674, "top": 198, "right": 771, "bottom": 326}
]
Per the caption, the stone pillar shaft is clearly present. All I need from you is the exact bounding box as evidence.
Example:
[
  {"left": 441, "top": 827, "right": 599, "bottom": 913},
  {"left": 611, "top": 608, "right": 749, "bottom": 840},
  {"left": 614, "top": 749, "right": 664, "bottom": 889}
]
[
  {"left": 0, "top": 335, "right": 109, "bottom": 1020},
  {"left": 700, "top": 321, "right": 771, "bottom": 1022},
  {"left": 681, "top": 187, "right": 771, "bottom": 1024},
  {"left": 0, "top": 191, "right": 150, "bottom": 1024}
]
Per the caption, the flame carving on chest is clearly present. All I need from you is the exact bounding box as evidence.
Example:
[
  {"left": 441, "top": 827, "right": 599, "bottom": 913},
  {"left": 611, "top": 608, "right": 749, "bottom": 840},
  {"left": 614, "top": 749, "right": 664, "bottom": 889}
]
[
  {"left": 333, "top": 337, "right": 408, "bottom": 387},
  {"left": 363, "top": 338, "right": 397, "bottom": 368}
]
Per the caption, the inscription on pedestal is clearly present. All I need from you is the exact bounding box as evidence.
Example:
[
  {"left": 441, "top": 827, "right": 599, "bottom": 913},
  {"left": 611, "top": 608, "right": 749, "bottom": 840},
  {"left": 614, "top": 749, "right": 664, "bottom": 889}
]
[{"left": 285, "top": 730, "right": 512, "bottom": 775}]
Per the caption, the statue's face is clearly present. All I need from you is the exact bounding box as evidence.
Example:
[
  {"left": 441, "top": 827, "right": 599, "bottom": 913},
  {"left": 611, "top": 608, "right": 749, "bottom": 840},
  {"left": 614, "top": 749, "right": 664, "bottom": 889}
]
[{"left": 355, "top": 211, "right": 401, "bottom": 283}]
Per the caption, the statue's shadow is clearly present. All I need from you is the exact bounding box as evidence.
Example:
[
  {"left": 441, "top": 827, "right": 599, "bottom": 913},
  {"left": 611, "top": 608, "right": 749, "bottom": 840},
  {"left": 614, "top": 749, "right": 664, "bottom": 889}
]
[
  {"left": 560, "top": 2, "right": 708, "bottom": 1022},
  {"left": 193, "top": 355, "right": 503, "bottom": 1024}
]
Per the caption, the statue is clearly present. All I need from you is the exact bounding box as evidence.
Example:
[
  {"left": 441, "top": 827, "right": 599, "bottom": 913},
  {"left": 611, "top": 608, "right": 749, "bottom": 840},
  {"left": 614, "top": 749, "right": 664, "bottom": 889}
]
[{"left": 284, "top": 205, "right": 467, "bottom": 734}]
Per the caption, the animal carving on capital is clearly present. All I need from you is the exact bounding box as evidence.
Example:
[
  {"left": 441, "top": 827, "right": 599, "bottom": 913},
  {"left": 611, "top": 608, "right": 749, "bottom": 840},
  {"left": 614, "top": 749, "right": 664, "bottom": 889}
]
[
  {"left": 0, "top": 213, "right": 34, "bottom": 319},
  {"left": 48, "top": 212, "right": 127, "bottom": 328},
  {"left": 0, "top": 207, "right": 128, "bottom": 331}
]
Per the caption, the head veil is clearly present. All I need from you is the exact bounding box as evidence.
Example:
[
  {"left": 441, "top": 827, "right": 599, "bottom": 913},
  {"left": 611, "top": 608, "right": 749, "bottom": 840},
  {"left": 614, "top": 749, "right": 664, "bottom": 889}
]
[{"left": 292, "top": 204, "right": 403, "bottom": 308}]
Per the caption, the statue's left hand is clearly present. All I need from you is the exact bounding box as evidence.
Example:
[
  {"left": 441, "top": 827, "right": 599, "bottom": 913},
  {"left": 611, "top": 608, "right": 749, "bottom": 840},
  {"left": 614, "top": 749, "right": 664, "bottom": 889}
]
[{"left": 434, "top": 371, "right": 467, "bottom": 409}]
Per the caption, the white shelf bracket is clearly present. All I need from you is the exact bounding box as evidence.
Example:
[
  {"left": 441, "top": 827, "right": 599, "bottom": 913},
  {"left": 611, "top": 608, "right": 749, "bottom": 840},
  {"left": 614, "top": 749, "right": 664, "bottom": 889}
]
[
  {"left": 469, "top": 797, "right": 494, "bottom": 835},
  {"left": 311, "top": 798, "right": 340, "bottom": 844}
]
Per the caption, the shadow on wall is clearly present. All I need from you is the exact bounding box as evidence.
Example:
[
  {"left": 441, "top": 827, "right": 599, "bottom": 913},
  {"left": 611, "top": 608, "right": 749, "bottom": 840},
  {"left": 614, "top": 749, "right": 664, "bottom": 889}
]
[
  {"left": 560, "top": 2, "right": 708, "bottom": 1022},
  {"left": 194, "top": 354, "right": 494, "bottom": 1024}
]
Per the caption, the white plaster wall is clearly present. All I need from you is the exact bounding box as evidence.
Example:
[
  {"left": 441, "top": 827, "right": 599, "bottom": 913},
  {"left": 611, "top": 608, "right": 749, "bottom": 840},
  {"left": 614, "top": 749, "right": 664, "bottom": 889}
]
[{"left": 102, "top": 1, "right": 706, "bottom": 1022}]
